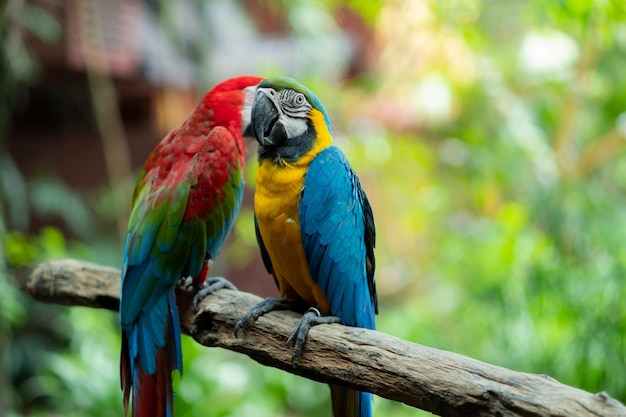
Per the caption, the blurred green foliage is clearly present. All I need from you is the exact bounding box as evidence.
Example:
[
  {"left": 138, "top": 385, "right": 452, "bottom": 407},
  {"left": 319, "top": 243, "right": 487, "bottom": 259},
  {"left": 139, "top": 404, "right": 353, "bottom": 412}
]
[{"left": 2, "top": 1, "right": 626, "bottom": 416}]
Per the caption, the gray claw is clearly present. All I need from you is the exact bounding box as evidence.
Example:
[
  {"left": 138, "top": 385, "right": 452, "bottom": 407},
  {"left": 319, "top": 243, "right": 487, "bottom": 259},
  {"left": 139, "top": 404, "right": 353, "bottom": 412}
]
[
  {"left": 193, "top": 276, "right": 237, "bottom": 308},
  {"left": 287, "top": 307, "right": 340, "bottom": 367},
  {"left": 233, "top": 297, "right": 295, "bottom": 337}
]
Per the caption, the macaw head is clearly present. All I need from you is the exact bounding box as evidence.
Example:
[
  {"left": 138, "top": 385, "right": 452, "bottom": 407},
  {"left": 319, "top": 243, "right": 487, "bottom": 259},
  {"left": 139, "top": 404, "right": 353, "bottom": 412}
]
[
  {"left": 251, "top": 77, "right": 333, "bottom": 163},
  {"left": 199, "top": 75, "right": 264, "bottom": 142}
]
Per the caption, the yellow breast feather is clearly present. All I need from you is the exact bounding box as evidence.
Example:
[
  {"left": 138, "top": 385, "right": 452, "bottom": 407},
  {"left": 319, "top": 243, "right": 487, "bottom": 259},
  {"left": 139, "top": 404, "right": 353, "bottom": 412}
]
[{"left": 254, "top": 114, "right": 332, "bottom": 312}]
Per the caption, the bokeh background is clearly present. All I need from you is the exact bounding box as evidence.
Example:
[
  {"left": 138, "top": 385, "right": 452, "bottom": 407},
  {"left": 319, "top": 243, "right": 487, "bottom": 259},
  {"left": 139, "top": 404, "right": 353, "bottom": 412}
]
[{"left": 2, "top": 0, "right": 626, "bottom": 416}]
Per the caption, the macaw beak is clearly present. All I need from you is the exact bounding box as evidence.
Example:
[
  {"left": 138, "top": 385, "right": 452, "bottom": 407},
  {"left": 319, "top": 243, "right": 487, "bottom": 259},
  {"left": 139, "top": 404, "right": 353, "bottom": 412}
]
[{"left": 251, "top": 89, "right": 285, "bottom": 147}]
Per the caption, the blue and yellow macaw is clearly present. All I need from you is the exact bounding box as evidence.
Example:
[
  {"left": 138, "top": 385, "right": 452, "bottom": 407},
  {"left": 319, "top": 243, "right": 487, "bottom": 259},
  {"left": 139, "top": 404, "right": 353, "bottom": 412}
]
[{"left": 234, "top": 77, "right": 377, "bottom": 417}]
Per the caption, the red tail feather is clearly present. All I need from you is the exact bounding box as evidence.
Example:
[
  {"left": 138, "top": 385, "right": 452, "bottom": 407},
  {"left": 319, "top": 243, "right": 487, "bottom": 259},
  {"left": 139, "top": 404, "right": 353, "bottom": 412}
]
[
  {"left": 134, "top": 348, "right": 173, "bottom": 417},
  {"left": 120, "top": 333, "right": 175, "bottom": 417}
]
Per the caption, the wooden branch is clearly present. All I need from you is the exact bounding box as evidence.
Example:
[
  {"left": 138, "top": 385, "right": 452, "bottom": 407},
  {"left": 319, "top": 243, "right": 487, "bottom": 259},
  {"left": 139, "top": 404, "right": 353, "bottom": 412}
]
[{"left": 26, "top": 258, "right": 626, "bottom": 417}]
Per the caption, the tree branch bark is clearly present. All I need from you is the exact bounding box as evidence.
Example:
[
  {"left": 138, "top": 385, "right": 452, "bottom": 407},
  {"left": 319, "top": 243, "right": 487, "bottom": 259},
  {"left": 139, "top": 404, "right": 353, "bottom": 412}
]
[{"left": 26, "top": 258, "right": 626, "bottom": 417}]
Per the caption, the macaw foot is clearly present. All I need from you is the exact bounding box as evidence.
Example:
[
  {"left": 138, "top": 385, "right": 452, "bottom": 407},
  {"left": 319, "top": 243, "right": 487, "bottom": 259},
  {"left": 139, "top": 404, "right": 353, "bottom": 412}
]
[
  {"left": 178, "top": 276, "right": 195, "bottom": 292},
  {"left": 193, "top": 276, "right": 237, "bottom": 308},
  {"left": 286, "top": 307, "right": 340, "bottom": 367},
  {"left": 233, "top": 297, "right": 296, "bottom": 337}
]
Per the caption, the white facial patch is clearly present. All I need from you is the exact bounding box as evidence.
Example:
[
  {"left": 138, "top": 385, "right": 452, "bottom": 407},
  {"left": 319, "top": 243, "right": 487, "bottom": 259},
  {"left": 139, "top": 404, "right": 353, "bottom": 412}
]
[
  {"left": 279, "top": 114, "right": 309, "bottom": 139},
  {"left": 276, "top": 89, "right": 312, "bottom": 139},
  {"left": 241, "top": 85, "right": 258, "bottom": 137}
]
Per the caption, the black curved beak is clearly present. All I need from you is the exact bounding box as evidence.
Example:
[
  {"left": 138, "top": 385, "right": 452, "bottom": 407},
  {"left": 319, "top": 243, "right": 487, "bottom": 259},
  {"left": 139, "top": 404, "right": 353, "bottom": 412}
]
[{"left": 251, "top": 91, "right": 281, "bottom": 146}]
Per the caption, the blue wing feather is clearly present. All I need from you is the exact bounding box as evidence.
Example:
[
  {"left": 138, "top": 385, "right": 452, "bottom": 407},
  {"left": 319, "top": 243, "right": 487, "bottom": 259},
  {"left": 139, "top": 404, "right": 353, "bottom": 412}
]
[
  {"left": 299, "top": 146, "right": 377, "bottom": 329},
  {"left": 121, "top": 160, "right": 245, "bottom": 379}
]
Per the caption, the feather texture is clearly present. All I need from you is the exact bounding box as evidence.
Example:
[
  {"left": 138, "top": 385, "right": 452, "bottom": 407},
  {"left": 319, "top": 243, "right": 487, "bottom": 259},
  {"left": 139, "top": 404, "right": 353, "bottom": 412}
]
[{"left": 300, "top": 146, "right": 376, "bottom": 329}]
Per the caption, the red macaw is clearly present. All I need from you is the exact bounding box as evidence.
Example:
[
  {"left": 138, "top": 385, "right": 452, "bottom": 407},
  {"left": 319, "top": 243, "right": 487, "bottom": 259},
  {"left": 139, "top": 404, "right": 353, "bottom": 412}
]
[{"left": 119, "top": 75, "right": 263, "bottom": 417}]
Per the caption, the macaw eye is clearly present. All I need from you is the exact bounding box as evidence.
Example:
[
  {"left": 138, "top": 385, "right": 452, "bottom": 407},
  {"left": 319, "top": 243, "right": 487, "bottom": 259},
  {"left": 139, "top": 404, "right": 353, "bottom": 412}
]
[{"left": 294, "top": 93, "right": 306, "bottom": 106}]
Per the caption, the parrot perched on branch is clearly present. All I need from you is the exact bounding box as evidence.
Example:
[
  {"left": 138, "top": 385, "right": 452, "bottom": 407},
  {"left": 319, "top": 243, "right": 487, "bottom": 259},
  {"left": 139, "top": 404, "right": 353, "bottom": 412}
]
[
  {"left": 119, "top": 75, "right": 263, "bottom": 417},
  {"left": 234, "top": 77, "right": 377, "bottom": 417}
]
